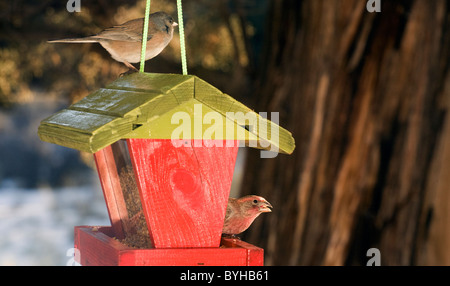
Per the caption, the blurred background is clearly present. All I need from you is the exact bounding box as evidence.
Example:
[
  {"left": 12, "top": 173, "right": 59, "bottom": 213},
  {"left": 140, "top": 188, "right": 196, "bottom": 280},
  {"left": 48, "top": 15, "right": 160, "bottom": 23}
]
[{"left": 0, "top": 0, "right": 448, "bottom": 265}]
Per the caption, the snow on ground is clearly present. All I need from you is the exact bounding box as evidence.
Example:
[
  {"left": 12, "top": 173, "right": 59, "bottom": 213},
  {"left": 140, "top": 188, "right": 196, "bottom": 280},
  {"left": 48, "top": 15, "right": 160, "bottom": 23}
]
[{"left": 0, "top": 180, "right": 109, "bottom": 266}]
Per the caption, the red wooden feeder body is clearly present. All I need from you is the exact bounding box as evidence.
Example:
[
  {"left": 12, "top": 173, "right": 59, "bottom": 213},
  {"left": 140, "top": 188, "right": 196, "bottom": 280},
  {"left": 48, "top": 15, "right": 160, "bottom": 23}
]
[
  {"left": 128, "top": 139, "right": 237, "bottom": 248},
  {"left": 84, "top": 138, "right": 264, "bottom": 265},
  {"left": 38, "top": 73, "right": 295, "bottom": 266},
  {"left": 95, "top": 138, "right": 239, "bottom": 248}
]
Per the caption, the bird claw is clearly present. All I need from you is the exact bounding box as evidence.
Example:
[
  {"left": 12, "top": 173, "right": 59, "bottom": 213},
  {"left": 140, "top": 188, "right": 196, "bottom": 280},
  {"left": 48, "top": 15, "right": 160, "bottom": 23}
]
[
  {"left": 222, "top": 234, "right": 241, "bottom": 240},
  {"left": 119, "top": 68, "right": 138, "bottom": 77}
]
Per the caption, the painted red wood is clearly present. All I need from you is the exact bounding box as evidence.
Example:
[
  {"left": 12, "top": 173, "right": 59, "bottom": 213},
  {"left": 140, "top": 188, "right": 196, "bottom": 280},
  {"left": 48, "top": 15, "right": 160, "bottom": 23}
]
[
  {"left": 221, "top": 237, "right": 264, "bottom": 266},
  {"left": 93, "top": 146, "right": 129, "bottom": 239},
  {"left": 74, "top": 226, "right": 264, "bottom": 266},
  {"left": 74, "top": 226, "right": 126, "bottom": 266},
  {"left": 127, "top": 139, "right": 239, "bottom": 248}
]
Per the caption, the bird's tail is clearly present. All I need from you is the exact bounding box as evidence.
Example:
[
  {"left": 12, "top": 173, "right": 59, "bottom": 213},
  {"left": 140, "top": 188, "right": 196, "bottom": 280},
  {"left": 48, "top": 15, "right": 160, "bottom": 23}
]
[{"left": 47, "top": 36, "right": 99, "bottom": 44}]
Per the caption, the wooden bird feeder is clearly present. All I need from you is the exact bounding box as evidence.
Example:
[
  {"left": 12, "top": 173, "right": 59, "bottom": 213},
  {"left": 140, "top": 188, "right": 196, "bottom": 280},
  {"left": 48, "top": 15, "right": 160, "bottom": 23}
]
[{"left": 38, "top": 72, "right": 295, "bottom": 266}]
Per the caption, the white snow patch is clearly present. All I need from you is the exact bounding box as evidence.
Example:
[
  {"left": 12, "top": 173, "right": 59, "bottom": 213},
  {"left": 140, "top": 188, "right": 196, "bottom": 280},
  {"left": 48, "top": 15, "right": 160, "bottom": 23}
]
[{"left": 0, "top": 183, "right": 109, "bottom": 265}]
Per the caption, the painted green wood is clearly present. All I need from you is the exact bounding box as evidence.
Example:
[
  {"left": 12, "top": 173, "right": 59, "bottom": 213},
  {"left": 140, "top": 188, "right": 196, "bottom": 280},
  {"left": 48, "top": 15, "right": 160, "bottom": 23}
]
[
  {"left": 195, "top": 91, "right": 295, "bottom": 154},
  {"left": 106, "top": 72, "right": 194, "bottom": 94},
  {"left": 38, "top": 72, "right": 295, "bottom": 154},
  {"left": 125, "top": 98, "right": 261, "bottom": 142}
]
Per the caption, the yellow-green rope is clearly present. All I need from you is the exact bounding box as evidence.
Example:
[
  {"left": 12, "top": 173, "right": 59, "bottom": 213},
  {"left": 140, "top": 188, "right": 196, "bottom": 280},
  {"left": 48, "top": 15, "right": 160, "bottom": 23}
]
[
  {"left": 177, "top": 0, "right": 188, "bottom": 75},
  {"left": 139, "top": 0, "right": 151, "bottom": 72},
  {"left": 140, "top": 0, "right": 187, "bottom": 75}
]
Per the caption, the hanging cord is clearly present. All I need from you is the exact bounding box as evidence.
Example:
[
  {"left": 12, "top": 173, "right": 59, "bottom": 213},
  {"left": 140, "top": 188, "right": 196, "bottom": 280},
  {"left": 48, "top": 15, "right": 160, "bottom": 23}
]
[
  {"left": 177, "top": 0, "right": 188, "bottom": 75},
  {"left": 139, "top": 0, "right": 151, "bottom": 72},
  {"left": 140, "top": 0, "right": 187, "bottom": 74}
]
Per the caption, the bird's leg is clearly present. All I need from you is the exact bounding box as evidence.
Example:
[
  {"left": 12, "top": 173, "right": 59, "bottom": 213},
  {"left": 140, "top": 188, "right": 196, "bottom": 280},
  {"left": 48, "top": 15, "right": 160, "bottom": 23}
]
[
  {"left": 120, "top": 62, "right": 139, "bottom": 77},
  {"left": 119, "top": 61, "right": 139, "bottom": 77},
  {"left": 120, "top": 70, "right": 136, "bottom": 77},
  {"left": 123, "top": 61, "right": 138, "bottom": 71},
  {"left": 222, "top": 234, "right": 241, "bottom": 240}
]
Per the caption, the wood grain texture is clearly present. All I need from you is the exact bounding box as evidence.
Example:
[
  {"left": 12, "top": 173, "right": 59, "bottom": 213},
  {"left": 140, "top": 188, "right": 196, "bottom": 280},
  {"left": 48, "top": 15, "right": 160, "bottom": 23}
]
[
  {"left": 221, "top": 237, "right": 265, "bottom": 266},
  {"left": 74, "top": 226, "right": 133, "bottom": 266},
  {"left": 128, "top": 139, "right": 239, "bottom": 248},
  {"left": 93, "top": 145, "right": 128, "bottom": 239},
  {"left": 242, "top": 0, "right": 449, "bottom": 265},
  {"left": 74, "top": 226, "right": 263, "bottom": 266}
]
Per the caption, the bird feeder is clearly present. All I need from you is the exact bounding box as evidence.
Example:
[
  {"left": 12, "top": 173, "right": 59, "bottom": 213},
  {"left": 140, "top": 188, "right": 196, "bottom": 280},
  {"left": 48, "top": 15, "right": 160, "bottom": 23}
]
[{"left": 38, "top": 72, "right": 295, "bottom": 266}]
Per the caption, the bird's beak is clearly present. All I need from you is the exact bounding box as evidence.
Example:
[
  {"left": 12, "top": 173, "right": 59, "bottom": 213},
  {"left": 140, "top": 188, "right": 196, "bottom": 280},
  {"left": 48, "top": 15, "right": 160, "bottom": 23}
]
[
  {"left": 172, "top": 22, "right": 178, "bottom": 27},
  {"left": 259, "top": 199, "right": 273, "bottom": 213}
]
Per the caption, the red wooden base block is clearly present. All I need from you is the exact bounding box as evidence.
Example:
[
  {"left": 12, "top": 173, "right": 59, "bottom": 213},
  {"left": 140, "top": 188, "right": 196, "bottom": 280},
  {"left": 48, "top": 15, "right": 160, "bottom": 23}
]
[{"left": 74, "top": 226, "right": 264, "bottom": 266}]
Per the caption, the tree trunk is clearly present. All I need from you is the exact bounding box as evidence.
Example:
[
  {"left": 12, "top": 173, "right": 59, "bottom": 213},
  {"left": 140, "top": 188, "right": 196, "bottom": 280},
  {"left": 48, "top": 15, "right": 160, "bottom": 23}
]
[{"left": 241, "top": 0, "right": 450, "bottom": 265}]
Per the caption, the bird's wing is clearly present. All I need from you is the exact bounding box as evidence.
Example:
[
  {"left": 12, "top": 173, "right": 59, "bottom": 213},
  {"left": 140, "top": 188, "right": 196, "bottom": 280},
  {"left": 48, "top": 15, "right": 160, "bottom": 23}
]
[
  {"left": 224, "top": 205, "right": 232, "bottom": 223},
  {"left": 224, "top": 198, "right": 237, "bottom": 225},
  {"left": 95, "top": 18, "right": 152, "bottom": 42}
]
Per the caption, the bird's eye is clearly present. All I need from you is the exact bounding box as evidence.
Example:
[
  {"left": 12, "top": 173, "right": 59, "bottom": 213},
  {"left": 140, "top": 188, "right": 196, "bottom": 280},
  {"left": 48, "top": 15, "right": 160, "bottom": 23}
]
[{"left": 252, "top": 199, "right": 258, "bottom": 204}]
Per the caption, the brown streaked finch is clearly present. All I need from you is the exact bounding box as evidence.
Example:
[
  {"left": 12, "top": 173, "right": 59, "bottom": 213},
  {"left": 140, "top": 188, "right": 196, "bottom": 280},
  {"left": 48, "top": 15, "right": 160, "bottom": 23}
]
[{"left": 222, "top": 195, "right": 273, "bottom": 236}]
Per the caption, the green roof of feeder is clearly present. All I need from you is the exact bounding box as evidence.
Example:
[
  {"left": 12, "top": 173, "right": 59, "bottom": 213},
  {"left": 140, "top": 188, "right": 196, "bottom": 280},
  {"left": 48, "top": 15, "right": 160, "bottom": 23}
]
[{"left": 38, "top": 73, "right": 295, "bottom": 154}]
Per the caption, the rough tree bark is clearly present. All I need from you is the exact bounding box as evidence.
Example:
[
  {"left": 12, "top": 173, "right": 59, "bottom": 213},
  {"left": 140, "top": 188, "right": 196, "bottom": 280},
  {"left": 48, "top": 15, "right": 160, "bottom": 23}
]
[{"left": 241, "top": 0, "right": 450, "bottom": 265}]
